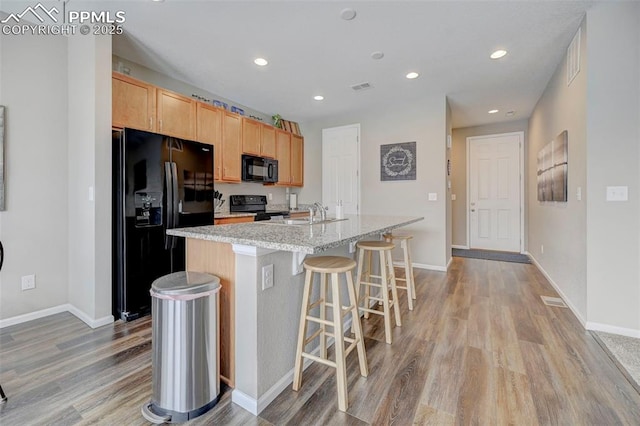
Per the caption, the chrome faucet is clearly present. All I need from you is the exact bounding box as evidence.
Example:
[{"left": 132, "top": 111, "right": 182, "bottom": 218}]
[
  {"left": 313, "top": 202, "right": 327, "bottom": 221},
  {"left": 308, "top": 206, "right": 316, "bottom": 223}
]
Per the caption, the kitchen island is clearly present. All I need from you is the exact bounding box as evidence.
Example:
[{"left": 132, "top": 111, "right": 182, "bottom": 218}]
[{"left": 167, "top": 214, "right": 423, "bottom": 415}]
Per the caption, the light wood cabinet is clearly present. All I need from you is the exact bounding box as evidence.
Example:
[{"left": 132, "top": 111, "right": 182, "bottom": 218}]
[
  {"left": 157, "top": 89, "right": 196, "bottom": 140},
  {"left": 112, "top": 72, "right": 155, "bottom": 132},
  {"left": 242, "top": 118, "right": 277, "bottom": 159},
  {"left": 196, "top": 103, "right": 223, "bottom": 181},
  {"left": 214, "top": 216, "right": 254, "bottom": 225},
  {"left": 275, "top": 130, "right": 291, "bottom": 185},
  {"left": 291, "top": 134, "right": 304, "bottom": 187},
  {"left": 222, "top": 112, "right": 242, "bottom": 182},
  {"left": 261, "top": 125, "right": 276, "bottom": 158},
  {"left": 112, "top": 73, "right": 301, "bottom": 186},
  {"left": 275, "top": 129, "right": 304, "bottom": 187},
  {"left": 242, "top": 118, "right": 261, "bottom": 156}
]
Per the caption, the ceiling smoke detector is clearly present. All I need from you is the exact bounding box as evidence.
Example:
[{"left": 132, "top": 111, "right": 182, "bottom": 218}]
[
  {"left": 371, "top": 51, "right": 384, "bottom": 60},
  {"left": 340, "top": 8, "right": 357, "bottom": 20},
  {"left": 350, "top": 82, "right": 373, "bottom": 91}
]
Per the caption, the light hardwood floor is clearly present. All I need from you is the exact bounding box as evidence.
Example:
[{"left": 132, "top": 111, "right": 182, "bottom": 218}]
[{"left": 1, "top": 257, "right": 639, "bottom": 425}]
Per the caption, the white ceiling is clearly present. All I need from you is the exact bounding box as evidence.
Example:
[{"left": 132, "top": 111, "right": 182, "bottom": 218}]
[{"left": 110, "top": 1, "right": 591, "bottom": 127}]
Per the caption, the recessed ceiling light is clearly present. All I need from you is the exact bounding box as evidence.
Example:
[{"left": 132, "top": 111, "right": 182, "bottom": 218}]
[
  {"left": 253, "top": 58, "right": 268, "bottom": 66},
  {"left": 371, "top": 51, "right": 384, "bottom": 60},
  {"left": 488, "top": 109, "right": 499, "bottom": 114},
  {"left": 406, "top": 72, "right": 419, "bottom": 79},
  {"left": 313, "top": 95, "right": 324, "bottom": 101},
  {"left": 340, "top": 8, "right": 357, "bottom": 20},
  {"left": 490, "top": 49, "right": 507, "bottom": 59}
]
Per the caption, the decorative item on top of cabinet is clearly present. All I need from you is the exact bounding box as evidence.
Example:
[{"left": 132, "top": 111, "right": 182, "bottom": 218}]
[{"left": 112, "top": 72, "right": 156, "bottom": 132}]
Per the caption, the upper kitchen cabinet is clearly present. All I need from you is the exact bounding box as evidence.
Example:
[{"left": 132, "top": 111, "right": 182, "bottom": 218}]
[
  {"left": 275, "top": 130, "right": 303, "bottom": 187},
  {"left": 260, "top": 125, "right": 276, "bottom": 158},
  {"left": 112, "top": 72, "right": 156, "bottom": 132},
  {"left": 242, "top": 118, "right": 277, "bottom": 159},
  {"left": 222, "top": 112, "right": 242, "bottom": 182},
  {"left": 242, "top": 118, "right": 261, "bottom": 156},
  {"left": 196, "top": 103, "right": 223, "bottom": 181},
  {"left": 156, "top": 88, "right": 196, "bottom": 140},
  {"left": 290, "top": 134, "right": 304, "bottom": 186},
  {"left": 275, "top": 130, "right": 291, "bottom": 185}
]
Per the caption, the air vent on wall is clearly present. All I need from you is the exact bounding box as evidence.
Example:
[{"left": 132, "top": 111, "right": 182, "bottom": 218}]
[
  {"left": 541, "top": 296, "right": 568, "bottom": 308},
  {"left": 351, "top": 82, "right": 373, "bottom": 91},
  {"left": 567, "top": 27, "right": 581, "bottom": 86}
]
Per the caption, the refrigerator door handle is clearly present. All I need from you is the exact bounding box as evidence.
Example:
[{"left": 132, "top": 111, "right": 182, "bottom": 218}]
[
  {"left": 170, "top": 162, "right": 179, "bottom": 249},
  {"left": 164, "top": 162, "right": 174, "bottom": 250}
]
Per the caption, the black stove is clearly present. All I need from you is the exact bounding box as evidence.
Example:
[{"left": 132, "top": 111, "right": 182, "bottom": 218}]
[{"left": 229, "top": 195, "right": 289, "bottom": 221}]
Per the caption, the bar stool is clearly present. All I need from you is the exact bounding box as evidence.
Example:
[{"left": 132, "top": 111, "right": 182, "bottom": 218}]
[
  {"left": 355, "top": 241, "right": 402, "bottom": 344},
  {"left": 383, "top": 233, "right": 417, "bottom": 310},
  {"left": 292, "top": 256, "right": 368, "bottom": 412}
]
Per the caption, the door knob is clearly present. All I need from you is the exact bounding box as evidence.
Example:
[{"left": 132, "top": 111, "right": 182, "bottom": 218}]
[{"left": 471, "top": 209, "right": 475, "bottom": 212}]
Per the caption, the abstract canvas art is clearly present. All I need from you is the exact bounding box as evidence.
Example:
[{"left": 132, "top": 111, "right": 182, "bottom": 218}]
[
  {"left": 537, "top": 130, "right": 568, "bottom": 202},
  {"left": 0, "top": 106, "right": 5, "bottom": 211}
]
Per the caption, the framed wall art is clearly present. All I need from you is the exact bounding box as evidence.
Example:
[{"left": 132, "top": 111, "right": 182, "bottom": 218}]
[
  {"left": 380, "top": 141, "right": 416, "bottom": 181},
  {"left": 0, "top": 106, "right": 5, "bottom": 211},
  {"left": 537, "top": 130, "right": 568, "bottom": 202}
]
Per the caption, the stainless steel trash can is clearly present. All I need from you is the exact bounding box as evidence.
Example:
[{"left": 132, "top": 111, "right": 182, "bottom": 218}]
[{"left": 141, "top": 271, "right": 221, "bottom": 424}]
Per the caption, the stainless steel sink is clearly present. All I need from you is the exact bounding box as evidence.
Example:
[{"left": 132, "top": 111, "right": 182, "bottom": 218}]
[{"left": 263, "top": 218, "right": 348, "bottom": 226}]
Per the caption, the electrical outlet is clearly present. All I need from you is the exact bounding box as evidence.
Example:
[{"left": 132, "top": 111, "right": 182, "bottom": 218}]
[
  {"left": 268, "top": 193, "right": 273, "bottom": 201},
  {"left": 21, "top": 274, "right": 36, "bottom": 290},
  {"left": 428, "top": 193, "right": 437, "bottom": 201},
  {"left": 262, "top": 264, "right": 274, "bottom": 290}
]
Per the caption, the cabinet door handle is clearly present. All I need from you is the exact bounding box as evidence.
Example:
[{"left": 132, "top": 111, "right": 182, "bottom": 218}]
[
  {"left": 149, "top": 117, "right": 152, "bottom": 129},
  {"left": 159, "top": 119, "right": 163, "bottom": 131}
]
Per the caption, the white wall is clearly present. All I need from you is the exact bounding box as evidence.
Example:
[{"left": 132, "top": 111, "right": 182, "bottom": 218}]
[
  {"left": 67, "top": 33, "right": 113, "bottom": 324},
  {"left": 585, "top": 2, "right": 640, "bottom": 335},
  {"left": 527, "top": 18, "right": 588, "bottom": 322},
  {"left": 301, "top": 95, "right": 449, "bottom": 269},
  {"left": 0, "top": 33, "right": 70, "bottom": 318}
]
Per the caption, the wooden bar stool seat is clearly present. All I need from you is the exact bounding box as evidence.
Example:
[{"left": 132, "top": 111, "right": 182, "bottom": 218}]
[
  {"left": 292, "top": 256, "right": 368, "bottom": 412},
  {"left": 383, "top": 233, "right": 417, "bottom": 310},
  {"left": 355, "top": 240, "right": 402, "bottom": 344}
]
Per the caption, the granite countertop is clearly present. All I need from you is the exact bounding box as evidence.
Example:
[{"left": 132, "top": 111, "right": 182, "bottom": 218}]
[{"left": 167, "top": 214, "right": 423, "bottom": 254}]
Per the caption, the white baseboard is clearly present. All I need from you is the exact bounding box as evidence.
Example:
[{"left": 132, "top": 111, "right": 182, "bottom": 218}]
[
  {"left": 232, "top": 317, "right": 353, "bottom": 415},
  {"left": 0, "top": 304, "right": 69, "bottom": 328},
  {"left": 66, "top": 305, "right": 114, "bottom": 329},
  {"left": 585, "top": 322, "right": 640, "bottom": 338},
  {"left": 446, "top": 256, "right": 453, "bottom": 270},
  {"left": 0, "top": 304, "right": 114, "bottom": 329},
  {"left": 527, "top": 253, "right": 586, "bottom": 326},
  {"left": 452, "top": 244, "right": 469, "bottom": 250},
  {"left": 412, "top": 262, "right": 447, "bottom": 272}
]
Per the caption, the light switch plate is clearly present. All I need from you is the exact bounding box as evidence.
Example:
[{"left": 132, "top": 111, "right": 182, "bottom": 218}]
[
  {"left": 451, "top": 194, "right": 457, "bottom": 201},
  {"left": 606, "top": 186, "right": 628, "bottom": 201},
  {"left": 428, "top": 193, "right": 437, "bottom": 201}
]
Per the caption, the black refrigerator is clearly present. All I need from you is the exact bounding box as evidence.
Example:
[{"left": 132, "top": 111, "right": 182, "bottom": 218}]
[{"left": 112, "top": 128, "right": 215, "bottom": 321}]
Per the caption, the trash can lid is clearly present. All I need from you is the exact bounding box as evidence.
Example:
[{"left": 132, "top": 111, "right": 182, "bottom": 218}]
[{"left": 151, "top": 271, "right": 220, "bottom": 296}]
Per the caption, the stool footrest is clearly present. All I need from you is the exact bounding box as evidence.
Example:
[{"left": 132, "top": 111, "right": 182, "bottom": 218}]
[
  {"left": 308, "top": 298, "right": 325, "bottom": 310},
  {"left": 304, "top": 328, "right": 325, "bottom": 346},
  {"left": 344, "top": 340, "right": 359, "bottom": 356},
  {"left": 359, "top": 281, "right": 383, "bottom": 288},
  {"left": 301, "top": 352, "right": 337, "bottom": 368},
  {"left": 305, "top": 316, "right": 334, "bottom": 327}
]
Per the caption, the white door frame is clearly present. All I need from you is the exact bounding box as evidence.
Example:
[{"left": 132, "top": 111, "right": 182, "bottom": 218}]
[
  {"left": 466, "top": 131, "right": 525, "bottom": 253},
  {"left": 322, "top": 123, "right": 361, "bottom": 214}
]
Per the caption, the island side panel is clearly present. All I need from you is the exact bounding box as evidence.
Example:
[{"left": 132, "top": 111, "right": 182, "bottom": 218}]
[{"left": 186, "top": 238, "right": 235, "bottom": 387}]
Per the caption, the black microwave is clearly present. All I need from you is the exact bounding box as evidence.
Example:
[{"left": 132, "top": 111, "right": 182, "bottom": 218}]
[{"left": 242, "top": 155, "right": 278, "bottom": 183}]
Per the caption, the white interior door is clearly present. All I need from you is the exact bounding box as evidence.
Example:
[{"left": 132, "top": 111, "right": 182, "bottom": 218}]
[
  {"left": 468, "top": 132, "right": 522, "bottom": 252},
  {"left": 322, "top": 124, "right": 360, "bottom": 214}
]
